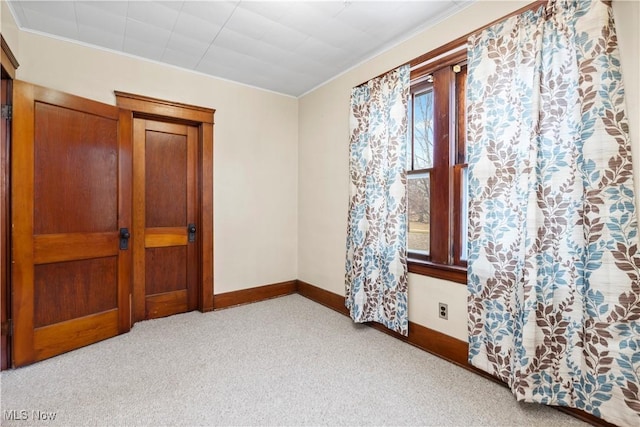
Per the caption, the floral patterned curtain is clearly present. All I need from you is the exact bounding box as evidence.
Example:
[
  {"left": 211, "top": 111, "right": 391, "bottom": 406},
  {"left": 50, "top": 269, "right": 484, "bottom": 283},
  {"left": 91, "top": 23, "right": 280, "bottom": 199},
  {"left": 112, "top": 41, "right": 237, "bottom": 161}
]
[
  {"left": 345, "top": 65, "right": 410, "bottom": 336},
  {"left": 467, "top": 1, "right": 639, "bottom": 425}
]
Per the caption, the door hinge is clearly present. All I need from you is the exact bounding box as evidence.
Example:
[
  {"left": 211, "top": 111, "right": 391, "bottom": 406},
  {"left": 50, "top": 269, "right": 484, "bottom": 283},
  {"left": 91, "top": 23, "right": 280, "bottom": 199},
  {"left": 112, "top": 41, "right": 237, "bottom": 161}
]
[
  {"left": 0, "top": 319, "right": 12, "bottom": 337},
  {"left": 1, "top": 104, "right": 12, "bottom": 120}
]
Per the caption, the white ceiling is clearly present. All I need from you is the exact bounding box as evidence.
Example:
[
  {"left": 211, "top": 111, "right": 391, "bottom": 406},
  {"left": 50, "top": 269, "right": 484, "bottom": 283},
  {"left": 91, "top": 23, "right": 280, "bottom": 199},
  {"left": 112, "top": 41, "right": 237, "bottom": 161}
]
[{"left": 7, "top": 1, "right": 473, "bottom": 97}]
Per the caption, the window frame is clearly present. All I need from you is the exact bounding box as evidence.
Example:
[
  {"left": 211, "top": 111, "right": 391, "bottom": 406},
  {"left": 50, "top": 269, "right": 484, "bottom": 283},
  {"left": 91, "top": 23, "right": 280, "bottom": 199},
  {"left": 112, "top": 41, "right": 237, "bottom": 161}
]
[
  {"left": 407, "top": 45, "right": 467, "bottom": 284},
  {"left": 407, "top": 80, "right": 434, "bottom": 261},
  {"left": 453, "top": 64, "right": 468, "bottom": 268}
]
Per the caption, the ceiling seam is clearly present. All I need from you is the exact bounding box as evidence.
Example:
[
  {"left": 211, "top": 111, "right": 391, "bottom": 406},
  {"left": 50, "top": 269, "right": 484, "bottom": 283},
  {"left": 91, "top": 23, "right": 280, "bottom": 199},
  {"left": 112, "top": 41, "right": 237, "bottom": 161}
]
[
  {"left": 72, "top": 2, "right": 79, "bottom": 36},
  {"left": 121, "top": 1, "right": 130, "bottom": 52},
  {"left": 194, "top": 0, "right": 242, "bottom": 70},
  {"left": 160, "top": 1, "right": 186, "bottom": 59}
]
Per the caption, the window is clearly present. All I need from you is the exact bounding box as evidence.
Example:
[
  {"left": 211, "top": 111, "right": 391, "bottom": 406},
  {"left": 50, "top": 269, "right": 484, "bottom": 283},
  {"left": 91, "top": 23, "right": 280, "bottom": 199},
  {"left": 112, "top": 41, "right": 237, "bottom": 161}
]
[
  {"left": 406, "top": 48, "right": 467, "bottom": 283},
  {"left": 407, "top": 82, "right": 433, "bottom": 256}
]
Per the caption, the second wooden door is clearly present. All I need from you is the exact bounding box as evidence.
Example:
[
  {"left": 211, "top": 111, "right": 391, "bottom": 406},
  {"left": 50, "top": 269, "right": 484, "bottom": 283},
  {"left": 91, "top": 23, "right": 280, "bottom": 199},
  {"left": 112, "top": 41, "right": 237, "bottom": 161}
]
[{"left": 133, "top": 118, "right": 198, "bottom": 322}]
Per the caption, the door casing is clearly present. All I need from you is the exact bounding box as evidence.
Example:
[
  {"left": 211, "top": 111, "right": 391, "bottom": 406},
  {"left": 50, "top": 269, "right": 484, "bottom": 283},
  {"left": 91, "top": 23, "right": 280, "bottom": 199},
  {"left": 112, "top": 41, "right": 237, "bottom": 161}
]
[
  {"left": 115, "top": 91, "right": 214, "bottom": 319},
  {"left": 1, "top": 34, "right": 19, "bottom": 371}
]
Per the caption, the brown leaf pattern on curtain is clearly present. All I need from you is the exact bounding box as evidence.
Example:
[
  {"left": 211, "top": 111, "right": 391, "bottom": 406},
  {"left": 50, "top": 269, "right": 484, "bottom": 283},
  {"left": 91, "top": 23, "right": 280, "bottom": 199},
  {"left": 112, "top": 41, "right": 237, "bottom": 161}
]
[
  {"left": 466, "top": 1, "right": 639, "bottom": 425},
  {"left": 345, "top": 65, "right": 410, "bottom": 336}
]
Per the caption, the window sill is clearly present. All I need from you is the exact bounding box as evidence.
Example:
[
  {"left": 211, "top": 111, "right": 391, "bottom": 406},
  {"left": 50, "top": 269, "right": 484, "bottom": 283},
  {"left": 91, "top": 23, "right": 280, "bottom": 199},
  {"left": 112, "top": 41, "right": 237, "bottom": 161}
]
[{"left": 407, "top": 259, "right": 467, "bottom": 284}]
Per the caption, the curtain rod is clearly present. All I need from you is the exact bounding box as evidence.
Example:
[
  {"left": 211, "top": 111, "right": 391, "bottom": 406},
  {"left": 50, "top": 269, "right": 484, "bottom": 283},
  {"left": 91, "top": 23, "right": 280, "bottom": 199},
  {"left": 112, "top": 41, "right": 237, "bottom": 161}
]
[
  {"left": 409, "top": 44, "right": 466, "bottom": 72},
  {"left": 355, "top": 0, "right": 547, "bottom": 88}
]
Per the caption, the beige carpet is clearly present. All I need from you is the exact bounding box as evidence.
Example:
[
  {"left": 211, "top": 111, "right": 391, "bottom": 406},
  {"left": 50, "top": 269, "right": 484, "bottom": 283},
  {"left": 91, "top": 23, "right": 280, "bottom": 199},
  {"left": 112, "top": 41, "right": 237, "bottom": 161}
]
[{"left": 1, "top": 294, "right": 587, "bottom": 426}]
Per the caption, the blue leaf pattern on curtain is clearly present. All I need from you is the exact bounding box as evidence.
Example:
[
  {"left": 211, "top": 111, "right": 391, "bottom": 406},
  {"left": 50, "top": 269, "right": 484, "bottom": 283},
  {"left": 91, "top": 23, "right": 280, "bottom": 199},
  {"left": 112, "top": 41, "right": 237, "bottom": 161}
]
[
  {"left": 467, "top": 1, "right": 639, "bottom": 425},
  {"left": 345, "top": 65, "right": 409, "bottom": 336}
]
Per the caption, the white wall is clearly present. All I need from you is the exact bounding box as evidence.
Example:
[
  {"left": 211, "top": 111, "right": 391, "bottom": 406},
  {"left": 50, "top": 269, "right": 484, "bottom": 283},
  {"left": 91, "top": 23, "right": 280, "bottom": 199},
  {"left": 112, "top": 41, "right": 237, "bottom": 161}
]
[
  {"left": 298, "top": 0, "right": 640, "bottom": 341},
  {"left": 9, "top": 24, "right": 299, "bottom": 295},
  {"left": 0, "top": 0, "right": 19, "bottom": 58}
]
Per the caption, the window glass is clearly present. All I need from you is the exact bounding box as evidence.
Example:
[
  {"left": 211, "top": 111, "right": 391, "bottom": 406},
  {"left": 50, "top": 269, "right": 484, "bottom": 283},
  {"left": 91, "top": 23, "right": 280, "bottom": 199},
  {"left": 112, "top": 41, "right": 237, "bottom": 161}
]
[
  {"left": 413, "top": 89, "right": 434, "bottom": 170},
  {"left": 407, "top": 173, "right": 430, "bottom": 254}
]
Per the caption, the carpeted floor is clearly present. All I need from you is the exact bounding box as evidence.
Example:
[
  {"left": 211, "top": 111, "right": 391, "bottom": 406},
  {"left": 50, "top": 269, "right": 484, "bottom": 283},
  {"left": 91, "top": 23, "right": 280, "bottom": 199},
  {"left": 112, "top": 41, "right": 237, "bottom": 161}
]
[{"left": 1, "top": 294, "right": 587, "bottom": 426}]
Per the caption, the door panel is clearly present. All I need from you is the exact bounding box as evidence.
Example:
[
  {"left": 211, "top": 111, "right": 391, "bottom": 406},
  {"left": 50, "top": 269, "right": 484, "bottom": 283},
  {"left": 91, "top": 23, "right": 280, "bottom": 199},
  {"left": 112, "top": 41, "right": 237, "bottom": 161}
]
[
  {"left": 145, "top": 130, "right": 187, "bottom": 227},
  {"left": 11, "top": 81, "right": 131, "bottom": 367},
  {"left": 34, "top": 257, "right": 118, "bottom": 327},
  {"left": 34, "top": 102, "right": 118, "bottom": 234},
  {"left": 145, "top": 246, "right": 187, "bottom": 294},
  {"left": 133, "top": 118, "right": 197, "bottom": 322}
]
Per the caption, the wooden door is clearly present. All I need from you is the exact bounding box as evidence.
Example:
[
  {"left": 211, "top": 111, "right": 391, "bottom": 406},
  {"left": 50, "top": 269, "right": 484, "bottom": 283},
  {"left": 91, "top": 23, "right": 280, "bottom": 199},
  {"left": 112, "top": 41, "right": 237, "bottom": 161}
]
[
  {"left": 11, "top": 81, "right": 132, "bottom": 367},
  {"left": 133, "top": 118, "right": 198, "bottom": 322}
]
